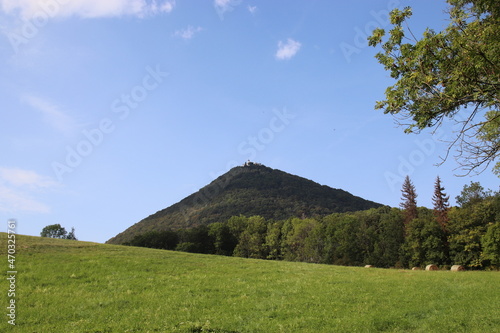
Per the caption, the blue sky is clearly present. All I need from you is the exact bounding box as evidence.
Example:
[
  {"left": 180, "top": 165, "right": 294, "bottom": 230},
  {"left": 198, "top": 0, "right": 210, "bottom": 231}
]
[{"left": 0, "top": 0, "right": 498, "bottom": 243}]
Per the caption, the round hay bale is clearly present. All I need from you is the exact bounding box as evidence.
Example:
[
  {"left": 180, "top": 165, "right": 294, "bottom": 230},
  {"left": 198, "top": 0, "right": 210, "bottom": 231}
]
[
  {"left": 411, "top": 267, "right": 421, "bottom": 271},
  {"left": 451, "top": 265, "right": 465, "bottom": 271},
  {"left": 425, "top": 264, "right": 439, "bottom": 271},
  {"left": 364, "top": 265, "right": 374, "bottom": 268}
]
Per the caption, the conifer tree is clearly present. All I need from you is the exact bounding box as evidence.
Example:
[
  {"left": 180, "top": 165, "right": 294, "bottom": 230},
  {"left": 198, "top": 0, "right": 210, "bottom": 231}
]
[
  {"left": 400, "top": 175, "right": 418, "bottom": 227},
  {"left": 432, "top": 176, "right": 450, "bottom": 232}
]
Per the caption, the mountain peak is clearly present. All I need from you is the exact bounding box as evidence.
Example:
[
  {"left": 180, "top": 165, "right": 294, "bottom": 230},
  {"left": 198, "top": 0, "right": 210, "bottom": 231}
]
[{"left": 107, "top": 164, "right": 382, "bottom": 244}]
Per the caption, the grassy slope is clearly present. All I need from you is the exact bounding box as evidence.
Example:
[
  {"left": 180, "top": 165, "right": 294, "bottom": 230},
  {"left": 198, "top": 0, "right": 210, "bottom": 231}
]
[{"left": 1, "top": 234, "right": 499, "bottom": 333}]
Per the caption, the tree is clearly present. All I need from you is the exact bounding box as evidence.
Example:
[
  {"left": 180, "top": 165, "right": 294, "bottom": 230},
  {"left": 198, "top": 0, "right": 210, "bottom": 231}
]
[
  {"left": 447, "top": 192, "right": 499, "bottom": 268},
  {"left": 368, "top": 1, "right": 500, "bottom": 176},
  {"left": 372, "top": 208, "right": 405, "bottom": 268},
  {"left": 265, "top": 220, "right": 284, "bottom": 260},
  {"left": 208, "top": 222, "right": 237, "bottom": 256},
  {"left": 40, "top": 224, "right": 77, "bottom": 240},
  {"left": 176, "top": 225, "right": 213, "bottom": 254},
  {"left": 233, "top": 216, "right": 267, "bottom": 259},
  {"left": 322, "top": 214, "right": 363, "bottom": 266},
  {"left": 400, "top": 175, "right": 418, "bottom": 227},
  {"left": 66, "top": 227, "right": 77, "bottom": 240},
  {"left": 127, "top": 230, "right": 178, "bottom": 250},
  {"left": 482, "top": 222, "right": 500, "bottom": 267},
  {"left": 432, "top": 176, "right": 450, "bottom": 231},
  {"left": 402, "top": 210, "right": 449, "bottom": 268},
  {"left": 455, "top": 181, "right": 492, "bottom": 207}
]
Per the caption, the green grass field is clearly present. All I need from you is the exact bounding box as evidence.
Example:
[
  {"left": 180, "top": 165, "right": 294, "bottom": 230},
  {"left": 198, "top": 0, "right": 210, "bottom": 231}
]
[{"left": 1, "top": 233, "right": 499, "bottom": 332}]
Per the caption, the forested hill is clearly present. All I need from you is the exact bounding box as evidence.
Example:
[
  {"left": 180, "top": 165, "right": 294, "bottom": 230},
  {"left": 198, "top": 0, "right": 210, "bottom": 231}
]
[{"left": 107, "top": 163, "right": 382, "bottom": 245}]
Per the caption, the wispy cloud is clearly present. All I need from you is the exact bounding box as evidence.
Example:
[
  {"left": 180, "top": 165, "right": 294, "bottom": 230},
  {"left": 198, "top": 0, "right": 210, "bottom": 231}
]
[
  {"left": 248, "top": 5, "right": 257, "bottom": 14},
  {"left": 23, "top": 94, "right": 77, "bottom": 136},
  {"left": 0, "top": 185, "right": 51, "bottom": 213},
  {"left": 0, "top": 0, "right": 176, "bottom": 19},
  {"left": 173, "top": 25, "right": 203, "bottom": 40},
  {"left": 157, "top": 0, "right": 176, "bottom": 14},
  {"left": 214, "top": 0, "right": 241, "bottom": 20},
  {"left": 275, "top": 38, "right": 302, "bottom": 60},
  {"left": 0, "top": 168, "right": 59, "bottom": 189},
  {"left": 0, "top": 167, "right": 59, "bottom": 213}
]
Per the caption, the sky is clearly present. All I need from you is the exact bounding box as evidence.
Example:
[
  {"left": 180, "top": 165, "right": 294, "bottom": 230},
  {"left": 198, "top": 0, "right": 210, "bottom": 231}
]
[{"left": 0, "top": 0, "right": 498, "bottom": 243}]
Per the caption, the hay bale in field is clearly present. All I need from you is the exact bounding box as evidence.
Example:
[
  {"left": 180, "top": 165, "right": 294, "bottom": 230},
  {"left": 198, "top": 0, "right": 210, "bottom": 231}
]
[
  {"left": 364, "top": 265, "right": 374, "bottom": 268},
  {"left": 425, "top": 264, "right": 439, "bottom": 271},
  {"left": 411, "top": 267, "right": 421, "bottom": 271},
  {"left": 450, "top": 265, "right": 465, "bottom": 271}
]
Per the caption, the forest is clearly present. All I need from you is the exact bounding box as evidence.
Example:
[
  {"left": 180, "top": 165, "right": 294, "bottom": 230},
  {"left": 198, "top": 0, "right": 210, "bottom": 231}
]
[{"left": 124, "top": 179, "right": 500, "bottom": 270}]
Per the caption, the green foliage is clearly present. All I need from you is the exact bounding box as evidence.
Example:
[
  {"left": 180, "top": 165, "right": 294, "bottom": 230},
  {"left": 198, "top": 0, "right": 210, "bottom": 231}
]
[
  {"left": 400, "top": 175, "right": 418, "bottom": 227},
  {"left": 369, "top": 0, "right": 500, "bottom": 175},
  {"left": 233, "top": 216, "right": 267, "bottom": 259},
  {"left": 371, "top": 208, "right": 405, "bottom": 268},
  {"left": 126, "top": 230, "right": 178, "bottom": 250},
  {"left": 264, "top": 220, "right": 284, "bottom": 260},
  {"left": 482, "top": 222, "right": 500, "bottom": 266},
  {"left": 455, "top": 181, "right": 492, "bottom": 207},
  {"left": 432, "top": 176, "right": 450, "bottom": 231},
  {"left": 402, "top": 209, "right": 449, "bottom": 268},
  {"left": 175, "top": 242, "right": 200, "bottom": 253},
  {"left": 176, "top": 226, "right": 214, "bottom": 254},
  {"left": 448, "top": 193, "right": 500, "bottom": 267},
  {"left": 323, "top": 214, "right": 363, "bottom": 266},
  {"left": 282, "top": 218, "right": 322, "bottom": 263},
  {"left": 40, "top": 224, "right": 77, "bottom": 240},
  {"left": 208, "top": 222, "right": 237, "bottom": 256}
]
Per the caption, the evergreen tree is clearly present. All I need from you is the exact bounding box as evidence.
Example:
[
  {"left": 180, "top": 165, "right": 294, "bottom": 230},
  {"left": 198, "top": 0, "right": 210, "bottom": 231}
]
[
  {"left": 400, "top": 175, "right": 418, "bottom": 227},
  {"left": 432, "top": 176, "right": 450, "bottom": 231}
]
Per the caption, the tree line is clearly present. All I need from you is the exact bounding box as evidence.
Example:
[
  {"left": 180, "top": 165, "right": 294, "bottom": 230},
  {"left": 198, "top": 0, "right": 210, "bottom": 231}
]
[{"left": 125, "top": 179, "right": 500, "bottom": 269}]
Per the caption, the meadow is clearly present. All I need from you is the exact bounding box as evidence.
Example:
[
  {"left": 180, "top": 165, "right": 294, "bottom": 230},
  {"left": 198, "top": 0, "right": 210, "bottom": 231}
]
[{"left": 1, "top": 233, "right": 499, "bottom": 332}]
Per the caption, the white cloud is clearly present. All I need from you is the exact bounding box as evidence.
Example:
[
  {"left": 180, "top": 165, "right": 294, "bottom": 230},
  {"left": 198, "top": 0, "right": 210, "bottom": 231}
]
[
  {"left": 275, "top": 38, "right": 302, "bottom": 60},
  {"left": 214, "top": 0, "right": 241, "bottom": 19},
  {"left": 173, "top": 25, "right": 203, "bottom": 40},
  {"left": 0, "top": 168, "right": 59, "bottom": 189},
  {"left": 248, "top": 5, "right": 257, "bottom": 14},
  {"left": 0, "top": 167, "right": 59, "bottom": 214},
  {"left": 23, "top": 94, "right": 77, "bottom": 136},
  {"left": 159, "top": 0, "right": 175, "bottom": 13},
  {"left": 0, "top": 185, "right": 51, "bottom": 213},
  {"left": 0, "top": 0, "right": 176, "bottom": 19}
]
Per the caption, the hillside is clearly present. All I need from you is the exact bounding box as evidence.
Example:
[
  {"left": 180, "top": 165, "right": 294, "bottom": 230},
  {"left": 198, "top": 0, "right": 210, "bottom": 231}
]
[
  {"left": 107, "top": 163, "right": 382, "bottom": 244},
  {"left": 3, "top": 233, "right": 499, "bottom": 332}
]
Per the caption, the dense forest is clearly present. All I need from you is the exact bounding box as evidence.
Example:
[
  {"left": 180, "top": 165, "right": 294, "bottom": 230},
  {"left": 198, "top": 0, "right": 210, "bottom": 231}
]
[{"left": 125, "top": 180, "right": 500, "bottom": 270}]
